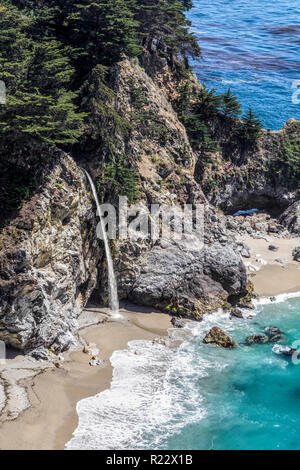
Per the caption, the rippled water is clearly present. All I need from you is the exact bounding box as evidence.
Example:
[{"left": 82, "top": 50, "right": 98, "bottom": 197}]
[
  {"left": 187, "top": 0, "right": 300, "bottom": 130},
  {"left": 67, "top": 295, "right": 300, "bottom": 450}
]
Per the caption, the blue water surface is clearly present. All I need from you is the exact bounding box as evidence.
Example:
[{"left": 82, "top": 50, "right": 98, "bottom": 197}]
[
  {"left": 187, "top": 0, "right": 300, "bottom": 130},
  {"left": 166, "top": 297, "right": 300, "bottom": 450}
]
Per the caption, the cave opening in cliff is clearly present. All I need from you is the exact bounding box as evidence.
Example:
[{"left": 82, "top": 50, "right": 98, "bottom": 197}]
[{"left": 224, "top": 194, "right": 290, "bottom": 218}]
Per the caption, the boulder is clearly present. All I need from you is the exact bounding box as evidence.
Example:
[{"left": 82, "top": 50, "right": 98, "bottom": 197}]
[
  {"left": 89, "top": 356, "right": 104, "bottom": 367},
  {"left": 245, "top": 334, "right": 269, "bottom": 345},
  {"left": 264, "top": 326, "right": 283, "bottom": 340},
  {"left": 268, "top": 245, "right": 279, "bottom": 252},
  {"left": 230, "top": 308, "right": 244, "bottom": 319},
  {"left": 171, "top": 317, "right": 186, "bottom": 329},
  {"left": 272, "top": 344, "right": 296, "bottom": 357},
  {"left": 83, "top": 343, "right": 100, "bottom": 357},
  {"left": 203, "top": 327, "right": 237, "bottom": 349},
  {"left": 293, "top": 247, "right": 300, "bottom": 262},
  {"left": 118, "top": 240, "right": 247, "bottom": 320}
]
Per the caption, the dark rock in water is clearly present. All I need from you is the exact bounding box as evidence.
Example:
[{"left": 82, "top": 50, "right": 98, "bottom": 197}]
[
  {"left": 246, "top": 327, "right": 285, "bottom": 345},
  {"left": 272, "top": 344, "right": 296, "bottom": 357},
  {"left": 292, "top": 247, "right": 300, "bottom": 262},
  {"left": 230, "top": 308, "right": 244, "bottom": 319},
  {"left": 171, "top": 317, "right": 186, "bottom": 329},
  {"left": 265, "top": 326, "right": 283, "bottom": 335},
  {"left": 245, "top": 334, "right": 269, "bottom": 345},
  {"left": 203, "top": 327, "right": 237, "bottom": 349},
  {"left": 264, "top": 326, "right": 284, "bottom": 343},
  {"left": 270, "top": 297, "right": 276, "bottom": 302},
  {"left": 268, "top": 245, "right": 279, "bottom": 252}
]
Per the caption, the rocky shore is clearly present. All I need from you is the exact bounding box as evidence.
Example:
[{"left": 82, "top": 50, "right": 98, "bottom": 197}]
[{"left": 0, "top": 23, "right": 299, "bottom": 451}]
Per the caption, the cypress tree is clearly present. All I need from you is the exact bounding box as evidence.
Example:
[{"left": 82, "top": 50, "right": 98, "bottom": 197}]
[
  {"left": 0, "top": 2, "right": 85, "bottom": 150},
  {"left": 220, "top": 88, "right": 241, "bottom": 119},
  {"left": 237, "top": 106, "right": 263, "bottom": 145}
]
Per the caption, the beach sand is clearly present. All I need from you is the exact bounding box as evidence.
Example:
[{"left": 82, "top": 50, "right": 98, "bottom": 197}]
[
  {"left": 0, "top": 306, "right": 172, "bottom": 450},
  {"left": 0, "top": 236, "right": 299, "bottom": 450},
  {"left": 239, "top": 235, "right": 300, "bottom": 297}
]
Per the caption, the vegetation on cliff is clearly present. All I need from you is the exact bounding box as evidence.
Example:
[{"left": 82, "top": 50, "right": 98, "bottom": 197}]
[{"left": 0, "top": 0, "right": 200, "bottom": 210}]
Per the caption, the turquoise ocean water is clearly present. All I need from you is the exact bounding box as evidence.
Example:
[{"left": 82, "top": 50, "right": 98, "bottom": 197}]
[
  {"left": 187, "top": 0, "right": 300, "bottom": 130},
  {"left": 67, "top": 295, "right": 300, "bottom": 450}
]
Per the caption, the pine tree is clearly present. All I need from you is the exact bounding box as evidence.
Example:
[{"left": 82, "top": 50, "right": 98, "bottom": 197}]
[
  {"left": 79, "top": 64, "right": 132, "bottom": 157},
  {"left": 237, "top": 106, "right": 262, "bottom": 145},
  {"left": 103, "top": 159, "right": 140, "bottom": 203},
  {"left": 66, "top": 0, "right": 141, "bottom": 69},
  {"left": 193, "top": 85, "right": 223, "bottom": 121},
  {"left": 136, "top": 0, "right": 200, "bottom": 63},
  {"left": 220, "top": 88, "right": 241, "bottom": 118},
  {"left": 0, "top": 3, "right": 85, "bottom": 151}
]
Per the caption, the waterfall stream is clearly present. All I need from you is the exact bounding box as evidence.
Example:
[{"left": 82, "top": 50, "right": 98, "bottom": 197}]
[{"left": 83, "top": 170, "right": 121, "bottom": 319}]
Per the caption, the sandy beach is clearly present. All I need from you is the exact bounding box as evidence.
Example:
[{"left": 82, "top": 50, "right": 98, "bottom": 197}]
[
  {"left": 0, "top": 236, "right": 299, "bottom": 450},
  {"left": 238, "top": 235, "right": 300, "bottom": 297},
  {"left": 0, "top": 306, "right": 172, "bottom": 450}
]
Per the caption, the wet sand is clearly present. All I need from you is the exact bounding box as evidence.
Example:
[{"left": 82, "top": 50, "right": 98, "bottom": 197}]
[{"left": 0, "top": 307, "right": 172, "bottom": 450}]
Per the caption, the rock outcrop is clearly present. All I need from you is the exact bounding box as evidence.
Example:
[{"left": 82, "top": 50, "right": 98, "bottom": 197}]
[
  {"left": 0, "top": 153, "right": 101, "bottom": 352},
  {"left": 114, "top": 239, "right": 247, "bottom": 320},
  {"left": 0, "top": 58, "right": 248, "bottom": 352},
  {"left": 279, "top": 201, "right": 300, "bottom": 236},
  {"left": 203, "top": 327, "right": 237, "bottom": 348},
  {"left": 197, "top": 119, "right": 300, "bottom": 214}
]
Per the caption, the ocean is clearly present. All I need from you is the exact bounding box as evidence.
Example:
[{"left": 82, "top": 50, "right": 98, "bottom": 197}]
[
  {"left": 186, "top": 0, "right": 300, "bottom": 130},
  {"left": 67, "top": 294, "right": 300, "bottom": 450}
]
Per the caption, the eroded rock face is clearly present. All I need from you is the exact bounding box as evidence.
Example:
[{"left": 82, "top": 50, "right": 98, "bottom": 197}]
[
  {"left": 0, "top": 153, "right": 100, "bottom": 352},
  {"left": 203, "top": 326, "right": 237, "bottom": 348},
  {"left": 0, "top": 58, "right": 249, "bottom": 352},
  {"left": 115, "top": 239, "right": 247, "bottom": 320},
  {"left": 279, "top": 201, "right": 300, "bottom": 236}
]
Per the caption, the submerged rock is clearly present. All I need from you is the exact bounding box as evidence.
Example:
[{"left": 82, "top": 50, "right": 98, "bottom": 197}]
[
  {"left": 203, "top": 327, "right": 237, "bottom": 349},
  {"left": 245, "top": 334, "right": 269, "bottom": 345},
  {"left": 264, "top": 327, "right": 284, "bottom": 343},
  {"left": 272, "top": 344, "right": 296, "bottom": 358}
]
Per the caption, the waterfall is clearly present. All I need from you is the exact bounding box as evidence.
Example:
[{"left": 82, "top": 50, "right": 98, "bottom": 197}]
[{"left": 82, "top": 170, "right": 121, "bottom": 319}]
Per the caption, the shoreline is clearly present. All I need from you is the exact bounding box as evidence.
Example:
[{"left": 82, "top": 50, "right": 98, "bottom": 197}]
[
  {"left": 0, "top": 307, "right": 172, "bottom": 450},
  {"left": 0, "top": 237, "right": 299, "bottom": 450}
]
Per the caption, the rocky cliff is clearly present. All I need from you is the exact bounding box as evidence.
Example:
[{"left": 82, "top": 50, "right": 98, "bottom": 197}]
[
  {"left": 1, "top": 54, "right": 298, "bottom": 354},
  {"left": 196, "top": 119, "right": 300, "bottom": 214},
  {"left": 0, "top": 152, "right": 101, "bottom": 353}
]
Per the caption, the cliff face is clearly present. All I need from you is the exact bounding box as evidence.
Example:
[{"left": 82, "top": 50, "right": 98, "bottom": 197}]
[
  {"left": 0, "top": 153, "right": 101, "bottom": 352},
  {"left": 196, "top": 119, "right": 300, "bottom": 213},
  {"left": 0, "top": 57, "right": 263, "bottom": 353}
]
